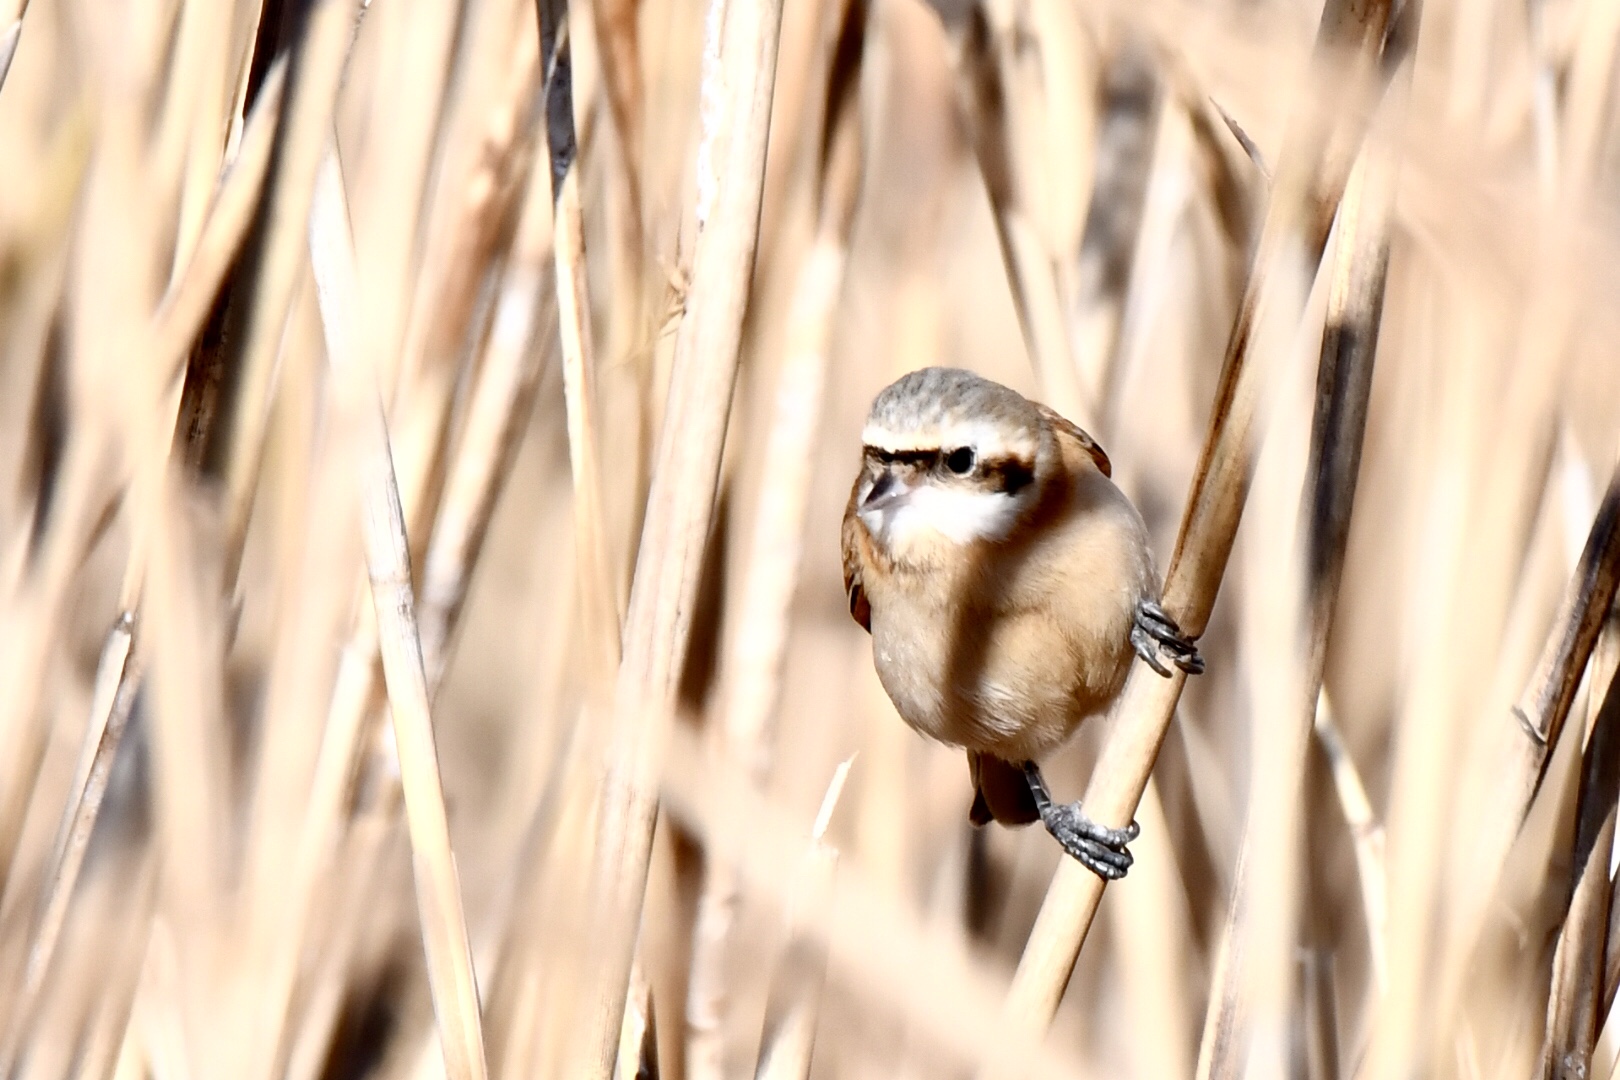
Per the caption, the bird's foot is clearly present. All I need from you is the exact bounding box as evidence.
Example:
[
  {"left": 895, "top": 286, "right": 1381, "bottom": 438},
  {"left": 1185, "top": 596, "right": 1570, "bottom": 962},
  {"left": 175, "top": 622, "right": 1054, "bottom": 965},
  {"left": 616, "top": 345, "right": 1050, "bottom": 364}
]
[
  {"left": 1022, "top": 762, "right": 1138, "bottom": 880},
  {"left": 1132, "top": 599, "right": 1204, "bottom": 677}
]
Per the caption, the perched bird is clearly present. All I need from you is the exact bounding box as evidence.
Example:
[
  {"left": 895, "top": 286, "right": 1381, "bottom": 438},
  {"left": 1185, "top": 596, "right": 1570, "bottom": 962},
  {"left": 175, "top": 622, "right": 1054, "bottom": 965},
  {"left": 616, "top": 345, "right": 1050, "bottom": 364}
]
[{"left": 841, "top": 367, "right": 1201, "bottom": 878}]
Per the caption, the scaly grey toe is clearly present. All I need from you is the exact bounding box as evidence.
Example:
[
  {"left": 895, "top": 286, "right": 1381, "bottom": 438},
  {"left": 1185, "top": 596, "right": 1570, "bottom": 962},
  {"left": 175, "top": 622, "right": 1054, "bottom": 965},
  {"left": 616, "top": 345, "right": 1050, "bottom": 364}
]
[
  {"left": 1040, "top": 802, "right": 1135, "bottom": 879},
  {"left": 1133, "top": 600, "right": 1205, "bottom": 677}
]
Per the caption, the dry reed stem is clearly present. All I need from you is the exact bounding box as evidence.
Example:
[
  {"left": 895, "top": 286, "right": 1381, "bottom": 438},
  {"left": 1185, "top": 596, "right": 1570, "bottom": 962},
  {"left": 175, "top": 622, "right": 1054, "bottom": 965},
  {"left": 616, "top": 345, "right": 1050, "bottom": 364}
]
[
  {"left": 309, "top": 146, "right": 489, "bottom": 1080},
  {"left": 660, "top": 726, "right": 1090, "bottom": 1079},
  {"left": 349, "top": 0, "right": 461, "bottom": 414},
  {"left": 612, "top": 960, "right": 658, "bottom": 1080},
  {"left": 684, "top": 13, "right": 865, "bottom": 1075},
  {"left": 0, "top": 16, "right": 20, "bottom": 91},
  {"left": 751, "top": 760, "right": 851, "bottom": 1080},
  {"left": 1067, "top": 34, "right": 1162, "bottom": 420},
  {"left": 1541, "top": 656, "right": 1620, "bottom": 1079},
  {"left": 385, "top": 13, "right": 541, "bottom": 551},
  {"left": 1313, "top": 689, "right": 1388, "bottom": 989},
  {"left": 263, "top": 14, "right": 544, "bottom": 987},
  {"left": 5, "top": 56, "right": 286, "bottom": 1033},
  {"left": 536, "top": 12, "right": 647, "bottom": 1068},
  {"left": 957, "top": 1, "right": 1091, "bottom": 428},
  {"left": 1196, "top": 88, "right": 1401, "bottom": 1073},
  {"left": 980, "top": 0, "right": 1396, "bottom": 1065},
  {"left": 563, "top": 0, "right": 787, "bottom": 1070},
  {"left": 149, "top": 59, "right": 287, "bottom": 387},
  {"left": 1513, "top": 460, "right": 1620, "bottom": 804},
  {"left": 541, "top": 0, "right": 622, "bottom": 687},
  {"left": 0, "top": 0, "right": 211, "bottom": 906},
  {"left": 418, "top": 162, "right": 558, "bottom": 683},
  {"left": 219, "top": 0, "right": 361, "bottom": 586},
  {"left": 0, "top": 618, "right": 136, "bottom": 1070},
  {"left": 238, "top": 36, "right": 546, "bottom": 1068}
]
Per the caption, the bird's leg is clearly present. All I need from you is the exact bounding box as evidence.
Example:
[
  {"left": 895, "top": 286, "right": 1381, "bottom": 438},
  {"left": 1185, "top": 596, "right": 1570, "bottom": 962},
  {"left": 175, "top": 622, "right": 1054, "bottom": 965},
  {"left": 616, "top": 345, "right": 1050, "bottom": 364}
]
[
  {"left": 1022, "top": 761, "right": 1138, "bottom": 880},
  {"left": 1132, "top": 599, "right": 1204, "bottom": 676}
]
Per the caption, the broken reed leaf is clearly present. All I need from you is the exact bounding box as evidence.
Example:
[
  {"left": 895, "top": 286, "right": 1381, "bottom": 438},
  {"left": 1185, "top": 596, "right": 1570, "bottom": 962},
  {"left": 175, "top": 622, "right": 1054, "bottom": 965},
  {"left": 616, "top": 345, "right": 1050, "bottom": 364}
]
[{"left": 150, "top": 57, "right": 286, "bottom": 388}]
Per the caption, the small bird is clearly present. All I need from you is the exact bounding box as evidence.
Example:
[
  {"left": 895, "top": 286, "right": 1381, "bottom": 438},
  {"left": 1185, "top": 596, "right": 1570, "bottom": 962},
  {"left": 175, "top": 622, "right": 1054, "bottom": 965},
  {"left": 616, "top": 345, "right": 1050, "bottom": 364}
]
[{"left": 841, "top": 367, "right": 1201, "bottom": 879}]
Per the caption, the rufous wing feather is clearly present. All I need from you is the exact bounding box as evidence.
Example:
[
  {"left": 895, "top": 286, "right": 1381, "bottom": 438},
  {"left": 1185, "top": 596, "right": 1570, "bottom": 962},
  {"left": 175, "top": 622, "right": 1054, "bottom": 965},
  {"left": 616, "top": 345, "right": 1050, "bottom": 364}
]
[
  {"left": 841, "top": 480, "right": 872, "bottom": 633},
  {"left": 1032, "top": 401, "right": 1111, "bottom": 477}
]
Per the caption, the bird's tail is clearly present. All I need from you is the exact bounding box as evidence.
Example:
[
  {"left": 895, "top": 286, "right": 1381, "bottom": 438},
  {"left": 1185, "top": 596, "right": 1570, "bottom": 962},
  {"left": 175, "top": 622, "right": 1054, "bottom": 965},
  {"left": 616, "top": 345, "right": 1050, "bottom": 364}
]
[{"left": 967, "top": 751, "right": 1040, "bottom": 826}]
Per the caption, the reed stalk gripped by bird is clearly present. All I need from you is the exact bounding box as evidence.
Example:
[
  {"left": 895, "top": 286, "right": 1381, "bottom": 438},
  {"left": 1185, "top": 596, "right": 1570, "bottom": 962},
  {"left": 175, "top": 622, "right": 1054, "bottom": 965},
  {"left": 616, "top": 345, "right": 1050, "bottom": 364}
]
[{"left": 841, "top": 367, "right": 1202, "bottom": 879}]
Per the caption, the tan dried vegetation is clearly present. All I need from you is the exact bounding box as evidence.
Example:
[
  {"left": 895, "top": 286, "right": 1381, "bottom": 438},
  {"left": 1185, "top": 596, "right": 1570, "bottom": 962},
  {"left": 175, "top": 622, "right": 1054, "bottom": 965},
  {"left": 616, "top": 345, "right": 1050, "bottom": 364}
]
[{"left": 0, "top": 0, "right": 1618, "bottom": 1077}]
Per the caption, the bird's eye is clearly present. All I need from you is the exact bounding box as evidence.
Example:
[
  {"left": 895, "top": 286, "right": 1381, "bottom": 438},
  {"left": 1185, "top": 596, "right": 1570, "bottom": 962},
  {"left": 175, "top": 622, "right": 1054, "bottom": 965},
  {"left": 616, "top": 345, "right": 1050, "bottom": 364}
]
[{"left": 945, "top": 447, "right": 975, "bottom": 475}]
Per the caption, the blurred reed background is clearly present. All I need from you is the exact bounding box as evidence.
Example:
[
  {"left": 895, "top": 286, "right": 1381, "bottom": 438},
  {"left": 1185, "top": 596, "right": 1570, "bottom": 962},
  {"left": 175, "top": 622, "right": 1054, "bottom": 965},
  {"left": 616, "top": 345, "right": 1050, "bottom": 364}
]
[{"left": 1, "top": 0, "right": 1619, "bottom": 1076}]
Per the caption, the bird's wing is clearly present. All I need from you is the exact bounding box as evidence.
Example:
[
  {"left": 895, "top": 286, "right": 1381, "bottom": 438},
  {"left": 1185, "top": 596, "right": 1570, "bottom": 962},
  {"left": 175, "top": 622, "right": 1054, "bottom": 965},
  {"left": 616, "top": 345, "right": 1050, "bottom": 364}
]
[
  {"left": 841, "top": 479, "right": 872, "bottom": 633},
  {"left": 1032, "top": 401, "right": 1111, "bottom": 478}
]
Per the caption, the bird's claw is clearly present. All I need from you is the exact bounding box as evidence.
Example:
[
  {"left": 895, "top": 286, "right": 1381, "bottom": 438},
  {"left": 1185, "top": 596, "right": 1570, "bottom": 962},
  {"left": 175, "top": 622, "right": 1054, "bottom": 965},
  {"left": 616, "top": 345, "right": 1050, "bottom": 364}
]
[
  {"left": 1021, "top": 761, "right": 1139, "bottom": 880},
  {"left": 1041, "top": 801, "right": 1139, "bottom": 879},
  {"left": 1133, "top": 600, "right": 1204, "bottom": 677}
]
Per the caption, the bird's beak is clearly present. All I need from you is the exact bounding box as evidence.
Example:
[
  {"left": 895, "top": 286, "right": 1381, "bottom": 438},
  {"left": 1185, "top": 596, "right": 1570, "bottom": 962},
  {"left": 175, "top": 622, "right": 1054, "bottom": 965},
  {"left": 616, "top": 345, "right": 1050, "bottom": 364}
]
[{"left": 861, "top": 471, "right": 912, "bottom": 515}]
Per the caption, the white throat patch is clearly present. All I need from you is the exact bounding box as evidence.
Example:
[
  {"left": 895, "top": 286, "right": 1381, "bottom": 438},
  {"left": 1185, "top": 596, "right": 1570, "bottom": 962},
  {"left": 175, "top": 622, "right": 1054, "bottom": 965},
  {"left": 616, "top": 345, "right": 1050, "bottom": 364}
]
[{"left": 861, "top": 482, "right": 1026, "bottom": 550}]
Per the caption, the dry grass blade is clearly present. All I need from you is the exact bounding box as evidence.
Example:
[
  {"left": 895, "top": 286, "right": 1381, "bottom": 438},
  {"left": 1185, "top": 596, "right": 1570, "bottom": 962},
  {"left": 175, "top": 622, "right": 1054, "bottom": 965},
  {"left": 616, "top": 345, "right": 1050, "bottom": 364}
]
[
  {"left": 589, "top": 0, "right": 645, "bottom": 228},
  {"left": 308, "top": 147, "right": 489, "bottom": 1080},
  {"left": 660, "top": 727, "right": 1089, "bottom": 1079},
  {"left": 0, "top": 615, "right": 136, "bottom": 1071},
  {"left": 1314, "top": 689, "right": 1388, "bottom": 989},
  {"left": 956, "top": 1, "right": 1089, "bottom": 426},
  {"left": 1068, "top": 36, "right": 1162, "bottom": 420},
  {"left": 1540, "top": 655, "right": 1620, "bottom": 1079},
  {"left": 540, "top": 0, "right": 621, "bottom": 683},
  {"left": 11, "top": 63, "right": 290, "bottom": 1006},
  {"left": 219, "top": 0, "right": 361, "bottom": 586},
  {"left": 562, "top": 0, "right": 788, "bottom": 1071},
  {"left": 149, "top": 57, "right": 286, "bottom": 387},
  {"left": 1520, "top": 461, "right": 1620, "bottom": 793},
  {"left": 1196, "top": 82, "right": 1402, "bottom": 1074},
  {"left": 418, "top": 166, "right": 557, "bottom": 683},
  {"left": 0, "top": 12, "right": 21, "bottom": 92},
  {"left": 980, "top": 0, "right": 1398, "bottom": 1062},
  {"left": 752, "top": 761, "right": 851, "bottom": 1080},
  {"left": 685, "top": 8, "right": 865, "bottom": 1074}
]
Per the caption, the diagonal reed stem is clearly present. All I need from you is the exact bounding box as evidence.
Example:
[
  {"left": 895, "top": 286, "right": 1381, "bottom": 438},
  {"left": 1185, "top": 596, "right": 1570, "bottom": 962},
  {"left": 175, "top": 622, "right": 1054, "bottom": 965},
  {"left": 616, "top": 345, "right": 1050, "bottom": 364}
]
[{"left": 977, "top": 1, "right": 1399, "bottom": 1069}]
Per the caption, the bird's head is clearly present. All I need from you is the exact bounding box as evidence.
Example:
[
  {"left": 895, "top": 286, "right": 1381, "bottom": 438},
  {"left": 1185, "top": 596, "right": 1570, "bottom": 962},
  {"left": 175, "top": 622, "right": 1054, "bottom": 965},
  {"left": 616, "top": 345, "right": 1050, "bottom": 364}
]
[{"left": 854, "top": 368, "right": 1051, "bottom": 561}]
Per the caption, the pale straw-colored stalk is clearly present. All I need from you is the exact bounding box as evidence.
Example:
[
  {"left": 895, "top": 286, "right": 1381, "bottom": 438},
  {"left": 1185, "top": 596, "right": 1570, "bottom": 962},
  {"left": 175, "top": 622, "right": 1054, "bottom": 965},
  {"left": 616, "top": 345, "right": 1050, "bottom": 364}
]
[
  {"left": 684, "top": 9, "right": 865, "bottom": 1074},
  {"left": 309, "top": 145, "right": 489, "bottom": 1080},
  {"left": 752, "top": 760, "right": 852, "bottom": 1080},
  {"left": 976, "top": 2, "right": 1397, "bottom": 1071},
  {"left": 560, "top": 0, "right": 787, "bottom": 1071},
  {"left": 1196, "top": 83, "right": 1403, "bottom": 1070}
]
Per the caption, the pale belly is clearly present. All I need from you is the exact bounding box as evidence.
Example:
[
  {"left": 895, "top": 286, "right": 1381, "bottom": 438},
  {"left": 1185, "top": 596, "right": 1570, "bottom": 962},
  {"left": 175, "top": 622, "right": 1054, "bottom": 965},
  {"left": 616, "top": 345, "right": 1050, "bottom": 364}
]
[
  {"left": 867, "top": 594, "right": 1131, "bottom": 763},
  {"left": 859, "top": 465, "right": 1152, "bottom": 763}
]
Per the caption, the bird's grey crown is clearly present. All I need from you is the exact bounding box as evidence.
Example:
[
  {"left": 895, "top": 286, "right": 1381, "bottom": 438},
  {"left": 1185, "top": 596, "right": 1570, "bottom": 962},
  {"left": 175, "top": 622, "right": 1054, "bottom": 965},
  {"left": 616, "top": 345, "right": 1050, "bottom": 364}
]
[{"left": 864, "top": 367, "right": 1041, "bottom": 443}]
